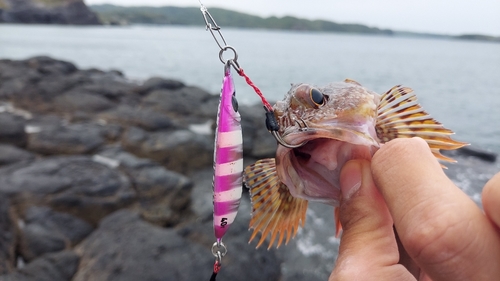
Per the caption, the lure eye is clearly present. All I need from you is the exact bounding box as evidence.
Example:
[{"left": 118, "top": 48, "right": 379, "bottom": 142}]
[
  {"left": 309, "top": 88, "right": 325, "bottom": 106},
  {"left": 231, "top": 94, "right": 239, "bottom": 112}
]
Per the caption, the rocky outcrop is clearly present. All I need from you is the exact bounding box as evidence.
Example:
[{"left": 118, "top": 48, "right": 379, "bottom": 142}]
[
  {"left": 0, "top": 0, "right": 100, "bottom": 25},
  {"left": 0, "top": 56, "right": 495, "bottom": 281},
  {"left": 0, "top": 56, "right": 281, "bottom": 280}
]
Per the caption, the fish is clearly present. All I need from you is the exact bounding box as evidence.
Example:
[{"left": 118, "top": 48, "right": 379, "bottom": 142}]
[
  {"left": 213, "top": 62, "right": 243, "bottom": 243},
  {"left": 243, "top": 79, "right": 468, "bottom": 249}
]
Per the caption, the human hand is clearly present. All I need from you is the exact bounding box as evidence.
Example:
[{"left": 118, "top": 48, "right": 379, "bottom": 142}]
[{"left": 329, "top": 137, "right": 500, "bottom": 281}]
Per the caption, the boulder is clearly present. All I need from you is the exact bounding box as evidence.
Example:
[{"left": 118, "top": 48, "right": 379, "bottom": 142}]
[
  {"left": 53, "top": 90, "right": 114, "bottom": 114},
  {"left": 95, "top": 146, "right": 194, "bottom": 226},
  {"left": 0, "top": 196, "right": 16, "bottom": 275},
  {"left": 73, "top": 210, "right": 213, "bottom": 281},
  {"left": 0, "top": 145, "right": 35, "bottom": 166},
  {"left": 239, "top": 104, "right": 277, "bottom": 158},
  {"left": 451, "top": 146, "right": 497, "bottom": 162},
  {"left": 0, "top": 57, "right": 138, "bottom": 116},
  {"left": 141, "top": 86, "right": 218, "bottom": 122},
  {"left": 0, "top": 251, "right": 80, "bottom": 281},
  {"left": 98, "top": 105, "right": 178, "bottom": 131},
  {"left": 18, "top": 206, "right": 93, "bottom": 262},
  {"left": 0, "top": 156, "right": 136, "bottom": 225},
  {"left": 122, "top": 127, "right": 213, "bottom": 174},
  {"left": 74, "top": 209, "right": 281, "bottom": 281},
  {"left": 27, "top": 123, "right": 105, "bottom": 155},
  {"left": 0, "top": 113, "right": 27, "bottom": 147},
  {"left": 178, "top": 199, "right": 282, "bottom": 281},
  {"left": 134, "top": 77, "right": 185, "bottom": 95}
]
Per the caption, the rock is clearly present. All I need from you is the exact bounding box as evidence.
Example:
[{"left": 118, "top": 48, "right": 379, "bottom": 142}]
[
  {"left": 0, "top": 251, "right": 80, "bottom": 281},
  {"left": 239, "top": 104, "right": 277, "bottom": 158},
  {"left": 178, "top": 200, "right": 282, "bottom": 281},
  {"left": 0, "top": 59, "right": 43, "bottom": 99},
  {"left": 27, "top": 123, "right": 105, "bottom": 155},
  {"left": 0, "top": 196, "right": 16, "bottom": 275},
  {"left": 0, "top": 156, "right": 135, "bottom": 225},
  {"left": 63, "top": 69, "right": 138, "bottom": 103},
  {"left": 141, "top": 86, "right": 218, "bottom": 122},
  {"left": 122, "top": 127, "right": 213, "bottom": 174},
  {"left": 0, "top": 145, "right": 35, "bottom": 166},
  {"left": 26, "top": 56, "right": 78, "bottom": 76},
  {"left": 18, "top": 206, "right": 93, "bottom": 262},
  {"left": 0, "top": 0, "right": 100, "bottom": 25},
  {"left": 98, "top": 105, "right": 178, "bottom": 131},
  {"left": 0, "top": 57, "right": 138, "bottom": 116},
  {"left": 134, "top": 77, "right": 185, "bottom": 95},
  {"left": 73, "top": 210, "right": 213, "bottom": 281},
  {"left": 95, "top": 146, "right": 194, "bottom": 226},
  {"left": 18, "top": 224, "right": 67, "bottom": 263},
  {"left": 53, "top": 90, "right": 114, "bottom": 114},
  {"left": 448, "top": 146, "right": 497, "bottom": 162},
  {"left": 0, "top": 113, "right": 27, "bottom": 147},
  {"left": 251, "top": 123, "right": 278, "bottom": 158}
]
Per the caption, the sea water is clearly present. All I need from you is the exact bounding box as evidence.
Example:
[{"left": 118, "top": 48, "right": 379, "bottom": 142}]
[{"left": 1, "top": 24, "right": 499, "bottom": 153}]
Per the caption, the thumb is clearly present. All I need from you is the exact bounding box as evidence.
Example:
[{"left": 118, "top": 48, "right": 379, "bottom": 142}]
[{"left": 330, "top": 160, "right": 413, "bottom": 281}]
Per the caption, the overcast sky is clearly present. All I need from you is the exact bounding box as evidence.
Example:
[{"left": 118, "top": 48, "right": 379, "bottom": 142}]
[{"left": 85, "top": 0, "right": 500, "bottom": 36}]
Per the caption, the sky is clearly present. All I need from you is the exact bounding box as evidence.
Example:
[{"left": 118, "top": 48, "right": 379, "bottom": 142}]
[{"left": 84, "top": 0, "right": 500, "bottom": 36}]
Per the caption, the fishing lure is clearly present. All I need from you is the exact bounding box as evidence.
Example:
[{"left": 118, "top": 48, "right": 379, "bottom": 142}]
[
  {"left": 200, "top": 2, "right": 276, "bottom": 280},
  {"left": 200, "top": 3, "right": 243, "bottom": 280},
  {"left": 211, "top": 60, "right": 243, "bottom": 256}
]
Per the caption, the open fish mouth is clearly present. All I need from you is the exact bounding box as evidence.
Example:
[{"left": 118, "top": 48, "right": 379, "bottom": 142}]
[{"left": 276, "top": 127, "right": 379, "bottom": 205}]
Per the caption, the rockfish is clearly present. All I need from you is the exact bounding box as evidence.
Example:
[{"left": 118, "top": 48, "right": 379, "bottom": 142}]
[{"left": 243, "top": 79, "right": 467, "bottom": 249}]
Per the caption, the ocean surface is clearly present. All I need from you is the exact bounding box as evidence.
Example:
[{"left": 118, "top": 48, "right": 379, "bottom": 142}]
[
  {"left": 1, "top": 24, "right": 499, "bottom": 154},
  {"left": 1, "top": 24, "right": 500, "bottom": 280}
]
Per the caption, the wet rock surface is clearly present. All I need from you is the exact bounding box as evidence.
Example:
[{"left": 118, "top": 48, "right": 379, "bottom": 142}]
[{"left": 0, "top": 56, "right": 496, "bottom": 280}]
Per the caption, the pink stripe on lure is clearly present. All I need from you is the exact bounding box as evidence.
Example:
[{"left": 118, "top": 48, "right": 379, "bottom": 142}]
[{"left": 213, "top": 62, "right": 243, "bottom": 241}]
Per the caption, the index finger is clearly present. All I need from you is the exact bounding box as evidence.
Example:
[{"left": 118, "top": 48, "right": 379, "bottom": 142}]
[{"left": 372, "top": 137, "right": 500, "bottom": 281}]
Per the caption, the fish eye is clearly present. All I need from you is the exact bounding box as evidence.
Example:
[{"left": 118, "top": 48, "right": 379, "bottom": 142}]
[{"left": 309, "top": 88, "right": 325, "bottom": 106}]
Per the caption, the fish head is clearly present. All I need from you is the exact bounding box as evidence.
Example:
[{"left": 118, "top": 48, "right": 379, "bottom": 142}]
[{"left": 273, "top": 81, "right": 381, "bottom": 205}]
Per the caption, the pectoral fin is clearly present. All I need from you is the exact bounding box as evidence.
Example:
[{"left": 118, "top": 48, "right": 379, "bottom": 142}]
[
  {"left": 244, "top": 158, "right": 308, "bottom": 249},
  {"left": 376, "top": 85, "right": 468, "bottom": 167}
]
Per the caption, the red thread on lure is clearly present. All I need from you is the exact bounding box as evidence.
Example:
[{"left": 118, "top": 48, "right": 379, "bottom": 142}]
[{"left": 238, "top": 68, "right": 273, "bottom": 111}]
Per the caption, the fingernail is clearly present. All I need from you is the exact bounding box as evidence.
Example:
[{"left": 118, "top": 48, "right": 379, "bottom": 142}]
[{"left": 340, "top": 161, "right": 362, "bottom": 201}]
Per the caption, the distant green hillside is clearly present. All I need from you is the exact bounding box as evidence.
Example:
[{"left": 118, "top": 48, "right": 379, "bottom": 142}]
[
  {"left": 455, "top": 34, "right": 500, "bottom": 43},
  {"left": 89, "top": 4, "right": 393, "bottom": 35},
  {"left": 89, "top": 4, "right": 500, "bottom": 43}
]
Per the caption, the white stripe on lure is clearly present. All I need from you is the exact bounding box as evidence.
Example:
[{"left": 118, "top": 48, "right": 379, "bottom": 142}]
[{"left": 213, "top": 62, "right": 243, "bottom": 242}]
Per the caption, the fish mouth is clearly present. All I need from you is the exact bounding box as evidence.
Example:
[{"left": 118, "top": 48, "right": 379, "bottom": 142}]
[{"left": 275, "top": 126, "right": 379, "bottom": 205}]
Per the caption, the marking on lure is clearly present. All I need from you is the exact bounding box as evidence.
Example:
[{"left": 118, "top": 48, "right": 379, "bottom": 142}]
[
  {"left": 215, "top": 159, "right": 244, "bottom": 176},
  {"left": 217, "top": 130, "right": 243, "bottom": 147},
  {"left": 214, "top": 188, "right": 242, "bottom": 202},
  {"left": 220, "top": 218, "right": 228, "bottom": 227}
]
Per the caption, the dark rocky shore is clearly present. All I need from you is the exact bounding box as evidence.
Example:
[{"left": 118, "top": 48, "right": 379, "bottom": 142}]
[
  {"left": 0, "top": 56, "right": 497, "bottom": 281},
  {"left": 0, "top": 0, "right": 100, "bottom": 25}
]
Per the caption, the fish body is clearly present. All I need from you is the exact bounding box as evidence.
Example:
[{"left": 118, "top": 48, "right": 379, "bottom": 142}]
[
  {"left": 244, "top": 79, "right": 467, "bottom": 248},
  {"left": 213, "top": 64, "right": 243, "bottom": 242}
]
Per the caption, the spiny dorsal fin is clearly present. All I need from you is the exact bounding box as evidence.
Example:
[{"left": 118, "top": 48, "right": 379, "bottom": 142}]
[
  {"left": 344, "top": 78, "right": 362, "bottom": 86},
  {"left": 376, "top": 85, "right": 468, "bottom": 167},
  {"left": 243, "top": 158, "right": 308, "bottom": 249}
]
